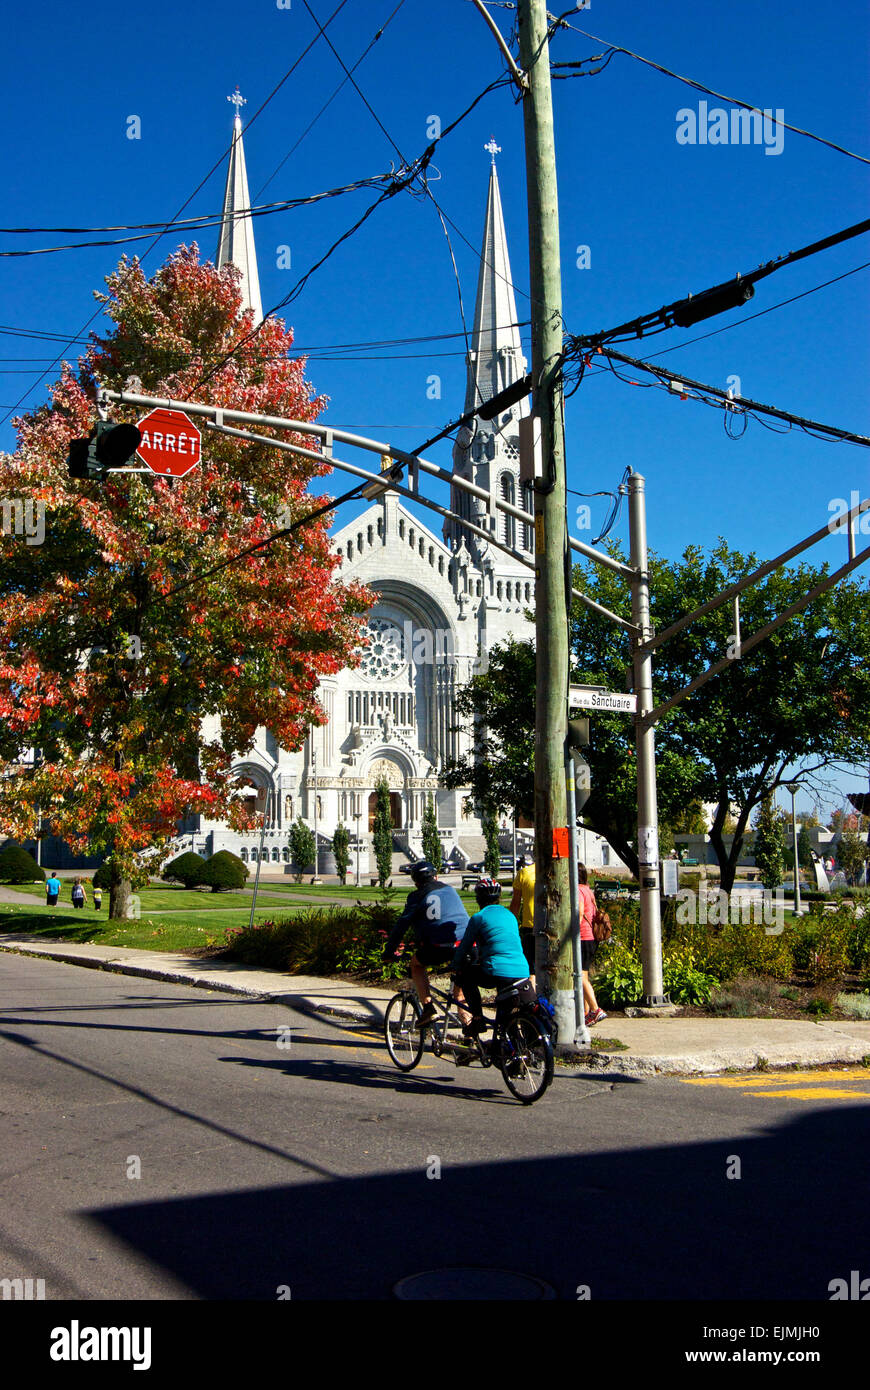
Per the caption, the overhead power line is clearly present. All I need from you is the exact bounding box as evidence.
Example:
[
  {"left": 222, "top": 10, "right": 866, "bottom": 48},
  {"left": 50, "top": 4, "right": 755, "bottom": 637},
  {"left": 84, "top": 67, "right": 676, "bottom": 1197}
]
[
  {"left": 568, "top": 218, "right": 870, "bottom": 350},
  {"left": 573, "top": 346, "right": 870, "bottom": 449},
  {"left": 551, "top": 15, "right": 870, "bottom": 166}
]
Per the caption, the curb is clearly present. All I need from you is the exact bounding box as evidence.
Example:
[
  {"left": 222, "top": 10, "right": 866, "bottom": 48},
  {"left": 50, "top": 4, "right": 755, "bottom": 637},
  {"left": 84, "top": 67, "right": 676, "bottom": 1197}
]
[{"left": 3, "top": 939, "right": 869, "bottom": 1078}]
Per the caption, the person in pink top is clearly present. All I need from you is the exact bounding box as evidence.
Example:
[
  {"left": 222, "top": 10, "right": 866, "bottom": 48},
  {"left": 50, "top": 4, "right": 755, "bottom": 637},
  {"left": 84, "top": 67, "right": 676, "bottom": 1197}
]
[{"left": 578, "top": 864, "right": 606, "bottom": 1026}]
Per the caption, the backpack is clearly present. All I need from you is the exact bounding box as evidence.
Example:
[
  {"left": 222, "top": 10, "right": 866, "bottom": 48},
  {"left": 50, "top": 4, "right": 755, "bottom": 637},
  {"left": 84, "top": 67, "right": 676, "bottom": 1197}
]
[{"left": 591, "top": 908, "right": 612, "bottom": 943}]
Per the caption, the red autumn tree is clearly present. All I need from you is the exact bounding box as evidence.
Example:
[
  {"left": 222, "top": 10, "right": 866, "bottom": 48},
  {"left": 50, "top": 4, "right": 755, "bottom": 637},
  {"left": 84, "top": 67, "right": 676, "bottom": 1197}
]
[{"left": 0, "top": 246, "right": 371, "bottom": 916}]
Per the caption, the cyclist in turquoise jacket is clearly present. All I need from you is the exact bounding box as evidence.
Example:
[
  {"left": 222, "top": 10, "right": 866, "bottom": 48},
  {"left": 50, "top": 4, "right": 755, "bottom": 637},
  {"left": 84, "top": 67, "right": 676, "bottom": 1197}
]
[{"left": 452, "top": 876, "right": 535, "bottom": 1033}]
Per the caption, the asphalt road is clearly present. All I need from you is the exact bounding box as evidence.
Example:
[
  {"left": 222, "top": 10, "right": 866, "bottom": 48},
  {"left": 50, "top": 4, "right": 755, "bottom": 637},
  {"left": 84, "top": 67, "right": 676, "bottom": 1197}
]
[{"left": 2, "top": 952, "right": 869, "bottom": 1303}]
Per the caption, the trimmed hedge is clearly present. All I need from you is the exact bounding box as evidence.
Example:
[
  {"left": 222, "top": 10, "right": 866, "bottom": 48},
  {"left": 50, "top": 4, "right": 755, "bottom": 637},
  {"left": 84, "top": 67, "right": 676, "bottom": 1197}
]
[
  {"left": 198, "top": 850, "right": 248, "bottom": 893},
  {"left": 162, "top": 851, "right": 206, "bottom": 888},
  {"left": 0, "top": 844, "right": 45, "bottom": 883}
]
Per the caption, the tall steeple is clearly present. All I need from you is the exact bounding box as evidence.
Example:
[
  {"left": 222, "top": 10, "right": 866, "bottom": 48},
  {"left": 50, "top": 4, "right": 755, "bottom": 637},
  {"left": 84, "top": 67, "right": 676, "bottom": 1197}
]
[
  {"left": 216, "top": 88, "right": 264, "bottom": 325},
  {"left": 446, "top": 143, "right": 530, "bottom": 562}
]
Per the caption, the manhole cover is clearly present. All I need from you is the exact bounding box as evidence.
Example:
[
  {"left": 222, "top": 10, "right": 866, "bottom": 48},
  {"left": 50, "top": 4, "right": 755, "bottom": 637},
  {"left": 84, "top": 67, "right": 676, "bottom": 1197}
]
[{"left": 394, "top": 1267, "right": 556, "bottom": 1300}]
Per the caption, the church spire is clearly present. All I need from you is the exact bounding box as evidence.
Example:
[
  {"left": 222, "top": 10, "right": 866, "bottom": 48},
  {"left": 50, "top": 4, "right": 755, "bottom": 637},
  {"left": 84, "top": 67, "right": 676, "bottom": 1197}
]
[
  {"left": 216, "top": 88, "right": 264, "bottom": 325},
  {"left": 446, "top": 146, "right": 530, "bottom": 562},
  {"left": 462, "top": 143, "right": 527, "bottom": 416}
]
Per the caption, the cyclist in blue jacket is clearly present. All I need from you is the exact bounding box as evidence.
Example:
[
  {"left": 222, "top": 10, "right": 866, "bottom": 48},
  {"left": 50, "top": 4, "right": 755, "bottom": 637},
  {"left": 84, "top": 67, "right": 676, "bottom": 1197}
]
[
  {"left": 453, "top": 876, "right": 535, "bottom": 1034},
  {"left": 383, "top": 861, "right": 470, "bottom": 1025}
]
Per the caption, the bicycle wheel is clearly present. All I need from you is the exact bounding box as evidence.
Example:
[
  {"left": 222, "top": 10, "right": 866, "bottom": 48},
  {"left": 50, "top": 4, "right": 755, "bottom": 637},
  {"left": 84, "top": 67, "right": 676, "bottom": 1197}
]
[
  {"left": 498, "top": 1012, "right": 554, "bottom": 1103},
  {"left": 384, "top": 991, "right": 425, "bottom": 1071}
]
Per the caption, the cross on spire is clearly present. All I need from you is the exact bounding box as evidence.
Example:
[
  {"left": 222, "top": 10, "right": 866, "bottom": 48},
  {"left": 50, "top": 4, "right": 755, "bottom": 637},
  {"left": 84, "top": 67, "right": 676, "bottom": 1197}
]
[
  {"left": 228, "top": 88, "right": 247, "bottom": 120},
  {"left": 484, "top": 136, "right": 501, "bottom": 164}
]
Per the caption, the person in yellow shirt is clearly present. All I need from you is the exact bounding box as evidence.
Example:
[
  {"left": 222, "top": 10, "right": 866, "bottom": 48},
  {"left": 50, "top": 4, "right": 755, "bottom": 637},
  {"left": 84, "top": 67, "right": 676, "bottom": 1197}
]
[{"left": 510, "top": 855, "right": 536, "bottom": 984}]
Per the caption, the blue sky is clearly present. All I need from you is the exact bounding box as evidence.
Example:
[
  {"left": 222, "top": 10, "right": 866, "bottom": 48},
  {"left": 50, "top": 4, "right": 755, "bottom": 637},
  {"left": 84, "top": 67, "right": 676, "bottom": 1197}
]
[{"left": 2, "top": 0, "right": 868, "bottom": 817}]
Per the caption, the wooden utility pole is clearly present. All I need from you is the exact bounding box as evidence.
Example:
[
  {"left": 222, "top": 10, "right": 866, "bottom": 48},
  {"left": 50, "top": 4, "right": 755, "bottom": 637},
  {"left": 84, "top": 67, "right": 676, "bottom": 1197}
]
[{"left": 517, "top": 0, "right": 576, "bottom": 1046}]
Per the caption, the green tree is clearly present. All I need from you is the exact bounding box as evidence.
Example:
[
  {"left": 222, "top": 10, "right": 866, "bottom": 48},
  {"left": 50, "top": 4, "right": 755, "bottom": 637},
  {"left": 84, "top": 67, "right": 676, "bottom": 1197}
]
[
  {"left": 198, "top": 850, "right": 248, "bottom": 893},
  {"left": 481, "top": 804, "right": 501, "bottom": 875},
  {"left": 289, "top": 818, "right": 316, "bottom": 883},
  {"left": 838, "top": 827, "right": 870, "bottom": 885},
  {"left": 797, "top": 826, "right": 815, "bottom": 872},
  {"left": 421, "top": 794, "right": 443, "bottom": 872},
  {"left": 332, "top": 821, "right": 350, "bottom": 885},
  {"left": 372, "top": 777, "right": 393, "bottom": 887},
  {"left": 162, "top": 851, "right": 205, "bottom": 888},
  {"left": 753, "top": 793, "right": 785, "bottom": 890}
]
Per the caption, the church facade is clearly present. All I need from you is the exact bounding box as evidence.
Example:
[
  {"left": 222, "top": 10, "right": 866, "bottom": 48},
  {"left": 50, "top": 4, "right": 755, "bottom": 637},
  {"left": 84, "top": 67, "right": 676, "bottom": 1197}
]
[{"left": 188, "top": 106, "right": 609, "bottom": 871}]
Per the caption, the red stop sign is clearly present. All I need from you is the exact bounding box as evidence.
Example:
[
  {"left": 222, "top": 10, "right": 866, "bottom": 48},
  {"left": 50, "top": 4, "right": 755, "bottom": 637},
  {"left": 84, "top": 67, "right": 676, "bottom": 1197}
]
[{"left": 136, "top": 408, "right": 201, "bottom": 477}]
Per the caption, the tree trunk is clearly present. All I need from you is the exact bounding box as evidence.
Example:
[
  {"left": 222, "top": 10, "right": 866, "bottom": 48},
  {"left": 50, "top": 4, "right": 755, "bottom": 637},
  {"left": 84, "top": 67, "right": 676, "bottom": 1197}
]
[{"left": 109, "top": 876, "right": 133, "bottom": 920}]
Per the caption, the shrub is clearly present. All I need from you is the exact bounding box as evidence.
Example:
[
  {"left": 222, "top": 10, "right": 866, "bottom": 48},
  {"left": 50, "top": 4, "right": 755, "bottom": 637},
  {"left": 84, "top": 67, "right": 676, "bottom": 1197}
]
[
  {"left": 162, "top": 851, "right": 206, "bottom": 888},
  {"left": 92, "top": 862, "right": 113, "bottom": 890},
  {"left": 198, "top": 850, "right": 248, "bottom": 893},
  {"left": 836, "top": 991, "right": 870, "bottom": 1020},
  {"left": 662, "top": 947, "right": 718, "bottom": 1006},
  {"left": 336, "top": 921, "right": 406, "bottom": 982},
  {"left": 592, "top": 939, "right": 644, "bottom": 1009},
  {"left": 710, "top": 974, "right": 786, "bottom": 1017},
  {"left": 0, "top": 844, "right": 45, "bottom": 883},
  {"left": 226, "top": 906, "right": 360, "bottom": 973}
]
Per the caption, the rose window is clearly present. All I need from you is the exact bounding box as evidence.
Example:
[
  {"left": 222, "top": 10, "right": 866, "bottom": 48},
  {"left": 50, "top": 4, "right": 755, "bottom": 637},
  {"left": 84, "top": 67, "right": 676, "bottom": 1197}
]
[{"left": 359, "top": 619, "right": 405, "bottom": 681}]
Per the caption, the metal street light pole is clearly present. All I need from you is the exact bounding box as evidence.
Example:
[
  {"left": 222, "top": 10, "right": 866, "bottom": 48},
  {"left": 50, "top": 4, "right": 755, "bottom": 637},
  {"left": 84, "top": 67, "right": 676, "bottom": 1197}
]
[
  {"left": 355, "top": 806, "right": 362, "bottom": 888},
  {"left": 629, "top": 473, "right": 667, "bottom": 1004},
  {"left": 788, "top": 783, "right": 802, "bottom": 914},
  {"left": 311, "top": 741, "right": 321, "bottom": 884}
]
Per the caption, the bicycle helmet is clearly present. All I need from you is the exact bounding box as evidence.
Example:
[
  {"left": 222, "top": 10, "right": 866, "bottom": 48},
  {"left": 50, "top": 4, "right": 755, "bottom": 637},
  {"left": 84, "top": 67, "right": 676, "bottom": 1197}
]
[
  {"left": 410, "top": 860, "right": 437, "bottom": 886},
  {"left": 474, "top": 875, "right": 502, "bottom": 907}
]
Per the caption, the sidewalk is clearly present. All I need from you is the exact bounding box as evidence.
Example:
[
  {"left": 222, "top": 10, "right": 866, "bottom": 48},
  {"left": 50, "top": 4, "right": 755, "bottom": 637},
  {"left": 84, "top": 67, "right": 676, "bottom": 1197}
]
[{"left": 2, "top": 933, "right": 869, "bottom": 1076}]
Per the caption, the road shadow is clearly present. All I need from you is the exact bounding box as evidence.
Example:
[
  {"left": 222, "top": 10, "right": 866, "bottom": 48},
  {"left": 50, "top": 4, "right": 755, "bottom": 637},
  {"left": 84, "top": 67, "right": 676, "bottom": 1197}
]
[{"left": 86, "top": 1106, "right": 870, "bottom": 1300}]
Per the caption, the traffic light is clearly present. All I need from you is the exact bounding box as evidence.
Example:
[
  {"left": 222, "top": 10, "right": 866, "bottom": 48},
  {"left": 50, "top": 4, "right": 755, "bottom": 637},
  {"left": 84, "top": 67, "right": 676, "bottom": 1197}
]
[{"left": 67, "top": 421, "right": 142, "bottom": 480}]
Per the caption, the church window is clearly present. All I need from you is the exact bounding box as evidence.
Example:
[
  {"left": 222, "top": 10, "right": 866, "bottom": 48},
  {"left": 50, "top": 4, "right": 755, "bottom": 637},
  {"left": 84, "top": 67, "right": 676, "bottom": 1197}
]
[
  {"left": 506, "top": 581, "right": 512, "bottom": 601},
  {"left": 525, "top": 583, "right": 531, "bottom": 602},
  {"left": 337, "top": 547, "right": 343, "bottom": 559},
  {"left": 399, "top": 519, "right": 405, "bottom": 538},
  {"left": 367, "top": 525, "right": 373, "bottom": 545},
  {"left": 419, "top": 538, "right": 425, "bottom": 557},
  {"left": 476, "top": 580, "right": 482, "bottom": 596},
  {"left": 271, "top": 847, "right": 280, "bottom": 863},
  {"left": 428, "top": 547, "right": 434, "bottom": 565},
  {"left": 497, "top": 581, "right": 503, "bottom": 600},
  {"left": 250, "top": 848, "right": 258, "bottom": 863},
  {"left": 409, "top": 528, "right": 415, "bottom": 547},
  {"left": 438, "top": 557, "right": 444, "bottom": 575},
  {"left": 347, "top": 540, "right": 353, "bottom": 559},
  {"left": 500, "top": 473, "right": 516, "bottom": 548},
  {"left": 240, "top": 848, "right": 248, "bottom": 862},
  {"left": 447, "top": 563, "right": 454, "bottom": 582},
  {"left": 282, "top": 846, "right": 290, "bottom": 862},
  {"left": 357, "top": 532, "right": 363, "bottom": 552},
  {"left": 377, "top": 517, "right": 383, "bottom": 537}
]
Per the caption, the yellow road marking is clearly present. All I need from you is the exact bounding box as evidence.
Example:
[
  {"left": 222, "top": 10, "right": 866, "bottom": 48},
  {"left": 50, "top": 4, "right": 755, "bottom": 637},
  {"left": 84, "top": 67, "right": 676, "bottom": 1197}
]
[
  {"left": 683, "top": 1067, "right": 870, "bottom": 1088},
  {"left": 746, "top": 1087, "right": 870, "bottom": 1101}
]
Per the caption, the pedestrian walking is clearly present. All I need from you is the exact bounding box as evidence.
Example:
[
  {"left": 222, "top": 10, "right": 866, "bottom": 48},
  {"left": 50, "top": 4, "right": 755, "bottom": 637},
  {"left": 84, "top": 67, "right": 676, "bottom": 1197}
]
[
  {"left": 92, "top": 885, "right": 103, "bottom": 910},
  {"left": 578, "top": 864, "right": 606, "bottom": 1026},
  {"left": 509, "top": 854, "right": 536, "bottom": 983},
  {"left": 45, "top": 872, "right": 61, "bottom": 907},
  {"left": 71, "top": 876, "right": 88, "bottom": 910}
]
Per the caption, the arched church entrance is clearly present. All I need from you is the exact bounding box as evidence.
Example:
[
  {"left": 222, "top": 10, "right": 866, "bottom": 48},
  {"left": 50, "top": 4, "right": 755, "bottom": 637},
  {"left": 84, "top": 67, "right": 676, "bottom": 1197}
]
[{"left": 368, "top": 791, "right": 403, "bottom": 830}]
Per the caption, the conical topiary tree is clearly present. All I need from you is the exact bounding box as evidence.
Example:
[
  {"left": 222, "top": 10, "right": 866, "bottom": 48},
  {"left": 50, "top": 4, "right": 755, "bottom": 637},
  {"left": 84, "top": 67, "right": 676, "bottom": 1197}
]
[
  {"left": 752, "top": 793, "right": 785, "bottom": 891},
  {"left": 289, "top": 817, "right": 316, "bottom": 883},
  {"left": 421, "top": 794, "right": 443, "bottom": 872},
  {"left": 332, "top": 821, "right": 350, "bottom": 885},
  {"left": 372, "top": 777, "right": 393, "bottom": 887},
  {"left": 481, "top": 804, "right": 501, "bottom": 876}
]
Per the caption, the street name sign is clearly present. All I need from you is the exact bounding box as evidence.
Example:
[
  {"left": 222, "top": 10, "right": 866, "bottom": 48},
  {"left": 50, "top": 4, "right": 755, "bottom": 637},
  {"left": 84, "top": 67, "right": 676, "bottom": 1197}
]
[
  {"left": 136, "top": 408, "right": 202, "bottom": 478},
  {"left": 569, "top": 685, "right": 637, "bottom": 714}
]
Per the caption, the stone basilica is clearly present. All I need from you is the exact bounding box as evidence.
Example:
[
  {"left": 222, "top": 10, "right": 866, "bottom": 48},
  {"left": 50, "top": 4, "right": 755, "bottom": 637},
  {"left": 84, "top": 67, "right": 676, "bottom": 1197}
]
[{"left": 190, "top": 105, "right": 543, "bottom": 871}]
